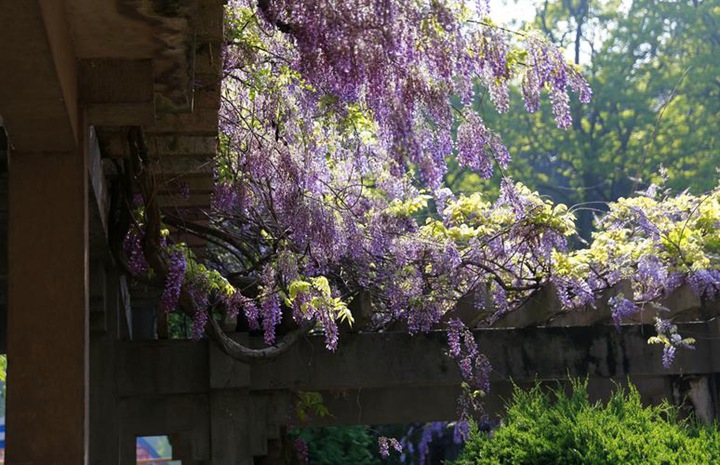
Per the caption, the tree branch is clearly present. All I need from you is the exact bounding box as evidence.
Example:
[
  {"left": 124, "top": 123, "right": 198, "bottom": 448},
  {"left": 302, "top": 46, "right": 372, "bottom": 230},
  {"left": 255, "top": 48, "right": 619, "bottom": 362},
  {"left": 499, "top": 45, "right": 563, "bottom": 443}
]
[
  {"left": 126, "top": 126, "right": 311, "bottom": 362},
  {"left": 206, "top": 314, "right": 315, "bottom": 362}
]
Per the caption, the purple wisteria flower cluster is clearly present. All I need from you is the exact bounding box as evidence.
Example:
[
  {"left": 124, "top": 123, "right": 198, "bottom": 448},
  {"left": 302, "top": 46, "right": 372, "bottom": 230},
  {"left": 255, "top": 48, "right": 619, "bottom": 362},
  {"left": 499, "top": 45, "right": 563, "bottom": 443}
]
[
  {"left": 117, "top": 0, "right": 720, "bottom": 430},
  {"left": 447, "top": 318, "right": 492, "bottom": 419},
  {"left": 378, "top": 436, "right": 403, "bottom": 458},
  {"left": 122, "top": 226, "right": 149, "bottom": 275},
  {"left": 649, "top": 317, "right": 696, "bottom": 369},
  {"left": 230, "top": 0, "right": 590, "bottom": 189},
  {"left": 161, "top": 250, "right": 187, "bottom": 314}
]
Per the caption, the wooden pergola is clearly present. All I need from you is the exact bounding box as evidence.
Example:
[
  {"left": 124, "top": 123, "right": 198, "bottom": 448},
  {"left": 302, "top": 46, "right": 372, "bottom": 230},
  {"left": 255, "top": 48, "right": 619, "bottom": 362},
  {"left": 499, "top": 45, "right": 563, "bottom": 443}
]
[{"left": 1, "top": 2, "right": 719, "bottom": 464}]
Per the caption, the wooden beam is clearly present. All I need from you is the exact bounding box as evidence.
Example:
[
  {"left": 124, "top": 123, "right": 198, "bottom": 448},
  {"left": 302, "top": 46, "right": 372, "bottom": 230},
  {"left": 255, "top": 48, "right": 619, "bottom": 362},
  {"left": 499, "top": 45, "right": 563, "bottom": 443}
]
[{"left": 119, "top": 394, "right": 210, "bottom": 465}]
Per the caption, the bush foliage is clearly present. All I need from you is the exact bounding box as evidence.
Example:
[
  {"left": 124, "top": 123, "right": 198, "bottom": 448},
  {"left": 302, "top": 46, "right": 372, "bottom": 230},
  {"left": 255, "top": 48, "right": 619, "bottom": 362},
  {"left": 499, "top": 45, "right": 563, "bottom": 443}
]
[
  {"left": 454, "top": 380, "right": 720, "bottom": 464},
  {"left": 294, "top": 426, "right": 382, "bottom": 465}
]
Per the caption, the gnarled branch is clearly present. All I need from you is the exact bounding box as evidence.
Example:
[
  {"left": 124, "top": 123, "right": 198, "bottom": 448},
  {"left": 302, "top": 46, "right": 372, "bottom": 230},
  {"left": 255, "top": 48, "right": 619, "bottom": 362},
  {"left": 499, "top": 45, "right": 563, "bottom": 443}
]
[{"left": 124, "top": 126, "right": 312, "bottom": 362}]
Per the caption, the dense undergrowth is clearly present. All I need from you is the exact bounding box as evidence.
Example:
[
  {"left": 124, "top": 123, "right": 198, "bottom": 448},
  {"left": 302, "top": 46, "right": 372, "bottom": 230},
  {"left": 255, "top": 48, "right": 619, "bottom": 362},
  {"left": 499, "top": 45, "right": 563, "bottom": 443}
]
[{"left": 454, "top": 380, "right": 720, "bottom": 465}]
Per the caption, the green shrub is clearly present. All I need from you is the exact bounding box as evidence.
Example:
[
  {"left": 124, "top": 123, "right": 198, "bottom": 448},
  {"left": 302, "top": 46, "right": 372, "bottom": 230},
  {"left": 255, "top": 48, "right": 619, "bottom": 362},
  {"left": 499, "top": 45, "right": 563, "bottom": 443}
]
[
  {"left": 454, "top": 380, "right": 720, "bottom": 465},
  {"left": 294, "top": 426, "right": 382, "bottom": 465}
]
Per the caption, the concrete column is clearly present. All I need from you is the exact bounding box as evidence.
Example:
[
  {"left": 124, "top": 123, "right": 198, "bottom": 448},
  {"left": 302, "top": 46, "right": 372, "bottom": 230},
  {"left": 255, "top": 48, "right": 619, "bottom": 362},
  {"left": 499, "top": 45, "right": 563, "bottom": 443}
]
[
  {"left": 6, "top": 144, "right": 88, "bottom": 464},
  {"left": 687, "top": 376, "right": 715, "bottom": 425},
  {"left": 90, "top": 264, "right": 120, "bottom": 465},
  {"left": 211, "top": 390, "right": 254, "bottom": 465}
]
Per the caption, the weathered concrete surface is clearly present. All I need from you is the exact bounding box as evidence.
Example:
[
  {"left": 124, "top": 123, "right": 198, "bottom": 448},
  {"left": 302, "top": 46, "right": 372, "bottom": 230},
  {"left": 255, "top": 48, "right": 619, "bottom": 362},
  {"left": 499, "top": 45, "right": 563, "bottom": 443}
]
[
  {"left": 0, "top": 1, "right": 78, "bottom": 151},
  {"left": 308, "top": 375, "right": 680, "bottom": 426},
  {"left": 7, "top": 146, "right": 89, "bottom": 464},
  {"left": 90, "top": 264, "right": 121, "bottom": 465},
  {"left": 118, "top": 320, "right": 720, "bottom": 398},
  {"left": 112, "top": 316, "right": 720, "bottom": 463}
]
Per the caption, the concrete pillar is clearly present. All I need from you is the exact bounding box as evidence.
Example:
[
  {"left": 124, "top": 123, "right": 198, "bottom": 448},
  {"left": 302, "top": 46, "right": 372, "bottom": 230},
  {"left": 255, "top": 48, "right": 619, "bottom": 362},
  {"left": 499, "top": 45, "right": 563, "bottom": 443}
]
[
  {"left": 90, "top": 264, "right": 120, "bottom": 465},
  {"left": 687, "top": 376, "right": 715, "bottom": 425},
  {"left": 6, "top": 144, "right": 88, "bottom": 463},
  {"left": 211, "top": 390, "right": 254, "bottom": 465}
]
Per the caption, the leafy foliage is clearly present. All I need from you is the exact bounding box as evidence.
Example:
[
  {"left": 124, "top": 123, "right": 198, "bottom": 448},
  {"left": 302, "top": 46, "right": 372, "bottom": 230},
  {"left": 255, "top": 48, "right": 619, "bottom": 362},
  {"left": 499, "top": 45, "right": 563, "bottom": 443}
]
[
  {"left": 293, "top": 426, "right": 382, "bottom": 465},
  {"left": 117, "top": 0, "right": 720, "bottom": 426},
  {"left": 453, "top": 380, "right": 720, "bottom": 465},
  {"left": 454, "top": 0, "right": 720, "bottom": 239}
]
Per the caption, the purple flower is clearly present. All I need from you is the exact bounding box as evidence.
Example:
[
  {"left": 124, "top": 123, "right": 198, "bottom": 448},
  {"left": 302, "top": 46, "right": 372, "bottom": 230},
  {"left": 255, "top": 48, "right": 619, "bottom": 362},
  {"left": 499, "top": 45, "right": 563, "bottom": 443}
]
[
  {"left": 521, "top": 33, "right": 589, "bottom": 128},
  {"left": 123, "top": 227, "right": 149, "bottom": 275},
  {"left": 662, "top": 345, "right": 676, "bottom": 369},
  {"left": 261, "top": 293, "right": 282, "bottom": 346},
  {"left": 631, "top": 207, "right": 660, "bottom": 239},
  {"left": 609, "top": 296, "right": 639, "bottom": 328},
  {"left": 378, "top": 436, "right": 402, "bottom": 458},
  {"left": 178, "top": 181, "right": 191, "bottom": 200},
  {"left": 161, "top": 250, "right": 186, "bottom": 313},
  {"left": 549, "top": 85, "right": 571, "bottom": 129},
  {"left": 453, "top": 420, "right": 470, "bottom": 444},
  {"left": 191, "top": 310, "right": 208, "bottom": 341},
  {"left": 292, "top": 438, "right": 309, "bottom": 465},
  {"left": 688, "top": 270, "right": 720, "bottom": 300},
  {"left": 457, "top": 112, "right": 493, "bottom": 178},
  {"left": 240, "top": 294, "right": 261, "bottom": 330},
  {"left": 637, "top": 255, "right": 667, "bottom": 300},
  {"left": 418, "top": 422, "right": 444, "bottom": 465},
  {"left": 447, "top": 318, "right": 464, "bottom": 358},
  {"left": 212, "top": 183, "right": 238, "bottom": 214},
  {"left": 491, "top": 285, "right": 508, "bottom": 313},
  {"left": 655, "top": 317, "right": 673, "bottom": 334},
  {"left": 498, "top": 179, "right": 527, "bottom": 215}
]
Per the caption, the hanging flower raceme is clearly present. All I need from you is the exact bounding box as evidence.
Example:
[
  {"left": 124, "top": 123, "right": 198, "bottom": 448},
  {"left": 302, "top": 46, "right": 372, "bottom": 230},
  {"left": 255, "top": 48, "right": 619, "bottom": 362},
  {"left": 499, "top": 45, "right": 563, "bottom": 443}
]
[{"left": 160, "top": 250, "right": 187, "bottom": 314}]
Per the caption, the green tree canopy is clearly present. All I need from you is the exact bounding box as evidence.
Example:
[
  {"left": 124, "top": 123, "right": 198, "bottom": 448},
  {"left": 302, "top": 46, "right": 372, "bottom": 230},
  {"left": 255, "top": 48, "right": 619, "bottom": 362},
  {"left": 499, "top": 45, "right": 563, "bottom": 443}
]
[{"left": 451, "top": 0, "right": 720, "bottom": 239}]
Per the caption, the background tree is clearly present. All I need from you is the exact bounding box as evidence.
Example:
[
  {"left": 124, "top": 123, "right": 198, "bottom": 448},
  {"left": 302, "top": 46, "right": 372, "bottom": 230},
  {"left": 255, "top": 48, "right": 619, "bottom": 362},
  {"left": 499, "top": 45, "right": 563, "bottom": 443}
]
[{"left": 450, "top": 0, "right": 720, "bottom": 239}]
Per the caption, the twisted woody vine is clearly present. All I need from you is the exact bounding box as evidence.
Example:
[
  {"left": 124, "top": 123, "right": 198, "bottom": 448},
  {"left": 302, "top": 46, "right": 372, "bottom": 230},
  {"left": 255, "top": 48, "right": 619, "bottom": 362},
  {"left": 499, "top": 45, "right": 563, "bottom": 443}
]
[{"left": 112, "top": 0, "right": 719, "bottom": 450}]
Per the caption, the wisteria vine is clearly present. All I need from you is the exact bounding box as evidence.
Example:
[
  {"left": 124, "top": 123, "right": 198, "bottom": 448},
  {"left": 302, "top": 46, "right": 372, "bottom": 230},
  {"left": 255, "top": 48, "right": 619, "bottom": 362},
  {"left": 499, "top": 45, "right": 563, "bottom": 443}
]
[{"left": 115, "top": 0, "right": 719, "bottom": 428}]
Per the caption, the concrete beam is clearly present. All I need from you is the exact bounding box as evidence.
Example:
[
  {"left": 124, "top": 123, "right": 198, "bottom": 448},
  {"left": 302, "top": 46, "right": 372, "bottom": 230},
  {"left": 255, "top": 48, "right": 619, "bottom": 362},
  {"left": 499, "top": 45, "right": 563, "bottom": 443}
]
[
  {"left": 118, "top": 339, "right": 210, "bottom": 396},
  {"left": 117, "top": 320, "right": 720, "bottom": 398},
  {"left": 493, "top": 283, "right": 563, "bottom": 328},
  {"left": 149, "top": 135, "right": 218, "bottom": 157},
  {"left": 88, "top": 127, "right": 109, "bottom": 245},
  {"left": 196, "top": 1, "right": 225, "bottom": 42},
  {"left": 79, "top": 59, "right": 154, "bottom": 104},
  {"left": 90, "top": 265, "right": 121, "bottom": 465},
  {"left": 87, "top": 103, "right": 156, "bottom": 127},
  {"left": 0, "top": 0, "right": 78, "bottom": 151},
  {"left": 306, "top": 376, "right": 678, "bottom": 426},
  {"left": 210, "top": 391, "right": 253, "bottom": 465},
  {"left": 109, "top": 377, "right": 680, "bottom": 444},
  {"left": 119, "top": 394, "right": 210, "bottom": 465}
]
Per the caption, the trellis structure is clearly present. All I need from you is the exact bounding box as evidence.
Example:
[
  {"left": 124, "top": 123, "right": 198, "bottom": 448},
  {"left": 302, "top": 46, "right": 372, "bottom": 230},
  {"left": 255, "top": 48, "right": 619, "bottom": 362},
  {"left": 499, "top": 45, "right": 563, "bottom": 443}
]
[
  {"left": 108, "top": 291, "right": 720, "bottom": 464},
  {"left": 0, "top": 2, "right": 719, "bottom": 465}
]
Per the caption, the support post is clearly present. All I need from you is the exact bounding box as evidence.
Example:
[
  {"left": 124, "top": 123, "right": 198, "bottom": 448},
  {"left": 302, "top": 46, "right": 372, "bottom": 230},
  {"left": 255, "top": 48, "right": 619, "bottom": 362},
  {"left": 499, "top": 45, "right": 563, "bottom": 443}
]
[
  {"left": 210, "top": 390, "right": 254, "bottom": 465},
  {"left": 6, "top": 144, "right": 89, "bottom": 463},
  {"left": 90, "top": 264, "right": 121, "bottom": 465}
]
